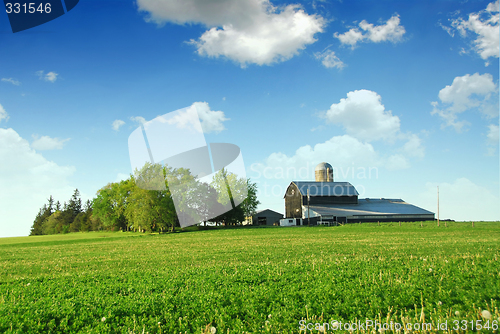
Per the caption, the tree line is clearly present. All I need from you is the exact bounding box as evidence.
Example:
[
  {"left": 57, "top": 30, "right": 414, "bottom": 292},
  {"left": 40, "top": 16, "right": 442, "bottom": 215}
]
[{"left": 30, "top": 163, "right": 259, "bottom": 235}]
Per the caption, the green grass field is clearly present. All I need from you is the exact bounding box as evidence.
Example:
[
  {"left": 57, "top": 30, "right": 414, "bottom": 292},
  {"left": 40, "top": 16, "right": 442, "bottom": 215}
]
[{"left": 1, "top": 221, "right": 499, "bottom": 333}]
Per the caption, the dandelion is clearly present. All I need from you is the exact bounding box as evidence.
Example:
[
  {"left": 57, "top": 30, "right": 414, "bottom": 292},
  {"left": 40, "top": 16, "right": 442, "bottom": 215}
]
[
  {"left": 481, "top": 310, "right": 492, "bottom": 320},
  {"left": 101, "top": 317, "right": 106, "bottom": 322},
  {"left": 455, "top": 311, "right": 460, "bottom": 316},
  {"left": 210, "top": 326, "right": 217, "bottom": 334}
]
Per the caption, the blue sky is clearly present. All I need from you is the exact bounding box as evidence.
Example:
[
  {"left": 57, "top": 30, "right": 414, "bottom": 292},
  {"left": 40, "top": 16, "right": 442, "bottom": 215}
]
[{"left": 0, "top": 0, "right": 499, "bottom": 237}]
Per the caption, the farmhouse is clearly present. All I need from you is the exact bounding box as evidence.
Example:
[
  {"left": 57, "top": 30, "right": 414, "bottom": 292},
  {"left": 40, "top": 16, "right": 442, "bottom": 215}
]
[{"left": 284, "top": 162, "right": 434, "bottom": 225}]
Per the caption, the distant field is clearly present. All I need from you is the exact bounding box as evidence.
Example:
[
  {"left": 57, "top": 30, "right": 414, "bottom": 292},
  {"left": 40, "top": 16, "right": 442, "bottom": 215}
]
[{"left": 1, "top": 221, "right": 499, "bottom": 333}]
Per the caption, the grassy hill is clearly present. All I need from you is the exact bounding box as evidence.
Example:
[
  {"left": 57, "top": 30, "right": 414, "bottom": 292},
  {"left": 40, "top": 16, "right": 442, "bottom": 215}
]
[{"left": 1, "top": 221, "right": 499, "bottom": 333}]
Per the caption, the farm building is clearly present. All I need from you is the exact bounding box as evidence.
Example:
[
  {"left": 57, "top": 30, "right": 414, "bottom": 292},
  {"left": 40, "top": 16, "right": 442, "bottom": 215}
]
[
  {"left": 247, "top": 209, "right": 284, "bottom": 226},
  {"left": 284, "top": 162, "right": 434, "bottom": 224}
]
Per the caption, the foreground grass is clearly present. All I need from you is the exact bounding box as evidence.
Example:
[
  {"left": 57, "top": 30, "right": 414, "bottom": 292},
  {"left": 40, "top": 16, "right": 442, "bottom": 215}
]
[{"left": 0, "top": 221, "right": 499, "bottom": 333}]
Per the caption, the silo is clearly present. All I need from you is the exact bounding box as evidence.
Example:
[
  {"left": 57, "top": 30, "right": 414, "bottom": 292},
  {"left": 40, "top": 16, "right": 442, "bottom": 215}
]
[{"left": 315, "top": 162, "right": 334, "bottom": 182}]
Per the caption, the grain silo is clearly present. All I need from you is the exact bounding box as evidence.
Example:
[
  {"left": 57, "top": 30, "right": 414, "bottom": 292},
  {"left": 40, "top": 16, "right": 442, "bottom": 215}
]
[{"left": 315, "top": 162, "right": 334, "bottom": 182}]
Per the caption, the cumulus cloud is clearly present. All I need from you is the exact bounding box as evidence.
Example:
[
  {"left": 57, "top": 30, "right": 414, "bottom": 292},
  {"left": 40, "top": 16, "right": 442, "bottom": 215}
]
[
  {"left": 487, "top": 124, "right": 499, "bottom": 144},
  {"left": 448, "top": 0, "right": 499, "bottom": 64},
  {"left": 251, "top": 135, "right": 379, "bottom": 181},
  {"left": 112, "top": 119, "right": 126, "bottom": 131},
  {"left": 0, "top": 104, "right": 9, "bottom": 123},
  {"left": 402, "top": 133, "right": 425, "bottom": 158},
  {"left": 36, "top": 70, "right": 59, "bottom": 83},
  {"left": 314, "top": 49, "right": 345, "bottom": 69},
  {"left": 132, "top": 102, "right": 228, "bottom": 134},
  {"left": 167, "top": 102, "right": 228, "bottom": 134},
  {"left": 137, "top": 0, "right": 325, "bottom": 67},
  {"left": 1, "top": 78, "right": 21, "bottom": 86},
  {"left": 130, "top": 116, "right": 147, "bottom": 125},
  {"left": 0, "top": 128, "right": 75, "bottom": 237},
  {"left": 386, "top": 154, "right": 410, "bottom": 171},
  {"left": 334, "top": 14, "right": 405, "bottom": 48},
  {"left": 31, "top": 135, "right": 70, "bottom": 150},
  {"left": 323, "top": 89, "right": 401, "bottom": 142},
  {"left": 418, "top": 178, "right": 499, "bottom": 221},
  {"left": 431, "top": 73, "right": 498, "bottom": 132}
]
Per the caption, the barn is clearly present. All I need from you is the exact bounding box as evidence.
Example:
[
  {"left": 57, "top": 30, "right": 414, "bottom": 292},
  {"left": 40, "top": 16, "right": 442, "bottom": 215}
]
[{"left": 284, "top": 162, "right": 434, "bottom": 224}]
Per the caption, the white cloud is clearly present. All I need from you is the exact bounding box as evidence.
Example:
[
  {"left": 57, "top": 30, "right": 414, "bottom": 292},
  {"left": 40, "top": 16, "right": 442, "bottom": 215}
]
[
  {"left": 168, "top": 102, "right": 228, "bottom": 134},
  {"left": 324, "top": 89, "right": 401, "bottom": 142},
  {"left": 386, "top": 154, "right": 410, "bottom": 171},
  {"left": 447, "top": 1, "right": 499, "bottom": 64},
  {"left": 137, "top": 0, "right": 325, "bottom": 67},
  {"left": 334, "top": 14, "right": 406, "bottom": 48},
  {"left": 0, "top": 128, "right": 76, "bottom": 237},
  {"left": 130, "top": 116, "right": 147, "bottom": 125},
  {"left": 112, "top": 119, "right": 126, "bottom": 131},
  {"left": 403, "top": 133, "right": 425, "bottom": 158},
  {"left": 314, "top": 49, "right": 345, "bottom": 69},
  {"left": 251, "top": 134, "right": 380, "bottom": 181},
  {"left": 36, "top": 70, "right": 59, "bottom": 83},
  {"left": 418, "top": 178, "right": 499, "bottom": 221},
  {"left": 31, "top": 135, "right": 70, "bottom": 150},
  {"left": 487, "top": 123, "right": 499, "bottom": 144},
  {"left": 431, "top": 73, "right": 498, "bottom": 132},
  {"left": 0, "top": 103, "right": 9, "bottom": 123},
  {"left": 1, "top": 78, "right": 21, "bottom": 86},
  {"left": 45, "top": 72, "right": 58, "bottom": 82}
]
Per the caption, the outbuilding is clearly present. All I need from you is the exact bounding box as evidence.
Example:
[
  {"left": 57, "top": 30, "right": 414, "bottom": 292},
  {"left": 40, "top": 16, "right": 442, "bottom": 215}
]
[{"left": 250, "top": 209, "right": 284, "bottom": 226}]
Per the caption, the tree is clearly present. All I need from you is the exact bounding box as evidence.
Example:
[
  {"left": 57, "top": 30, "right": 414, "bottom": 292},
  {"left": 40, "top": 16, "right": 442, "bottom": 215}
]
[
  {"left": 30, "top": 196, "right": 54, "bottom": 236},
  {"left": 67, "top": 189, "right": 82, "bottom": 221},
  {"left": 240, "top": 179, "right": 260, "bottom": 218},
  {"left": 209, "top": 169, "right": 259, "bottom": 226},
  {"left": 41, "top": 211, "right": 63, "bottom": 235},
  {"left": 92, "top": 179, "right": 133, "bottom": 231},
  {"left": 126, "top": 163, "right": 177, "bottom": 232}
]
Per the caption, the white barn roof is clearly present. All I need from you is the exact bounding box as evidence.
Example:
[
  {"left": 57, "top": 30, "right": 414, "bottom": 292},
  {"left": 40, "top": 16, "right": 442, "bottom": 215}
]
[{"left": 307, "top": 198, "right": 434, "bottom": 218}]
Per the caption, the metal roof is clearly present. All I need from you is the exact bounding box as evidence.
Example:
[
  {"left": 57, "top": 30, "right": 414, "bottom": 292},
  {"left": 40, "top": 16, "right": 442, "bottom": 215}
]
[
  {"left": 291, "top": 181, "right": 359, "bottom": 197},
  {"left": 307, "top": 198, "right": 434, "bottom": 218},
  {"left": 315, "top": 162, "right": 333, "bottom": 171},
  {"left": 254, "top": 209, "right": 283, "bottom": 216}
]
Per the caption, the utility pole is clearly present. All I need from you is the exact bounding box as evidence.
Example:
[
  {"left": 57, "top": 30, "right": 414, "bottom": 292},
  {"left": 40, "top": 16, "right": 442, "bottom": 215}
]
[{"left": 437, "top": 186, "right": 440, "bottom": 227}]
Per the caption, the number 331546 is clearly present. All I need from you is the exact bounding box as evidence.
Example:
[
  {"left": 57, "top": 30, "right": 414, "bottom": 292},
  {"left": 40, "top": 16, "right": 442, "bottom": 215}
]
[{"left": 6, "top": 3, "right": 52, "bottom": 14}]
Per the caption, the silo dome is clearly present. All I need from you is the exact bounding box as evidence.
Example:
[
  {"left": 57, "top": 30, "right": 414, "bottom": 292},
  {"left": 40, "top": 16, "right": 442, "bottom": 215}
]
[{"left": 315, "top": 162, "right": 334, "bottom": 182}]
